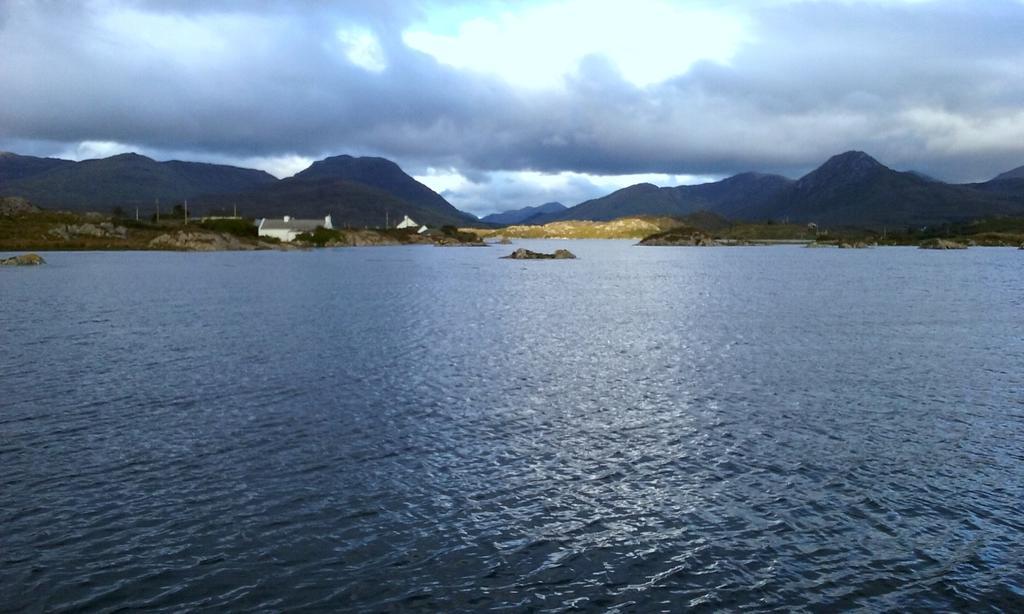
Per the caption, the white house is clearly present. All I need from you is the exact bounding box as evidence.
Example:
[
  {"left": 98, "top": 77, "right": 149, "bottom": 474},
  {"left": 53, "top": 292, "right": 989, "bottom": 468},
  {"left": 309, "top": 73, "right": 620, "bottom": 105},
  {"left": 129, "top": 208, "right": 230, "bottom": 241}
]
[
  {"left": 396, "top": 215, "right": 418, "bottom": 229},
  {"left": 257, "top": 214, "right": 333, "bottom": 242}
]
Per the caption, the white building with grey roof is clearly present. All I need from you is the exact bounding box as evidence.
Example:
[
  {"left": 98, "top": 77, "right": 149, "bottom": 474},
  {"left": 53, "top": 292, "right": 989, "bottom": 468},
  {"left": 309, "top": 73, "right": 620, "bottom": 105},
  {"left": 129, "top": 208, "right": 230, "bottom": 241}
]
[{"left": 257, "top": 215, "right": 333, "bottom": 242}]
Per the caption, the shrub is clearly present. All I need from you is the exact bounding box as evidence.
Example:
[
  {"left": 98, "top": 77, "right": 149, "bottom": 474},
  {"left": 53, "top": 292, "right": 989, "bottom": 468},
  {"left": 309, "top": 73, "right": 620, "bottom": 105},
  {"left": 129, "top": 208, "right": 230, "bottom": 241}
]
[
  {"left": 294, "top": 226, "right": 341, "bottom": 246},
  {"left": 198, "top": 218, "right": 257, "bottom": 237}
]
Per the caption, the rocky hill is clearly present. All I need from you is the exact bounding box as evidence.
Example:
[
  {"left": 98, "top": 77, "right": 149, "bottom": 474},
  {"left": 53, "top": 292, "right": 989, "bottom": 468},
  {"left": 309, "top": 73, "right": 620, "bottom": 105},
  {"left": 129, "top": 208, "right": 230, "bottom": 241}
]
[
  {"left": 0, "top": 153, "right": 276, "bottom": 211},
  {"left": 549, "top": 151, "right": 1024, "bottom": 229},
  {"left": 481, "top": 202, "right": 567, "bottom": 225},
  {"left": 290, "top": 155, "right": 475, "bottom": 225},
  {"left": 755, "top": 152, "right": 1024, "bottom": 227},
  {"left": 547, "top": 173, "right": 791, "bottom": 222},
  {"left": 0, "top": 151, "right": 478, "bottom": 228}
]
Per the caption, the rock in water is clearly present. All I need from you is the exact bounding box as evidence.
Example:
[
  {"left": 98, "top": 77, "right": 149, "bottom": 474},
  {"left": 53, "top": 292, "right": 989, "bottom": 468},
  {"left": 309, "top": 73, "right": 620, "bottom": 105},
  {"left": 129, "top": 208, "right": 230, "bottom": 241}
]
[
  {"left": 919, "top": 238, "right": 967, "bottom": 250},
  {"left": 502, "top": 248, "right": 576, "bottom": 260},
  {"left": 0, "top": 253, "right": 46, "bottom": 266}
]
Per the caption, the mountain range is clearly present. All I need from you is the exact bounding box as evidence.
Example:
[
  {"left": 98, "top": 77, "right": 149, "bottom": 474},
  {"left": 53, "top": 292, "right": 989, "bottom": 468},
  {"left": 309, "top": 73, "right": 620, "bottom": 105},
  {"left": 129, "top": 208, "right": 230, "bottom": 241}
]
[
  {"left": 534, "top": 151, "right": 1024, "bottom": 228},
  {"left": 0, "top": 152, "right": 277, "bottom": 210},
  {"left": 993, "top": 165, "right": 1024, "bottom": 182},
  {"left": 3, "top": 149, "right": 1024, "bottom": 229},
  {"left": 194, "top": 155, "right": 476, "bottom": 227},
  {"left": 480, "top": 202, "right": 566, "bottom": 225},
  {"left": 0, "top": 151, "right": 476, "bottom": 227}
]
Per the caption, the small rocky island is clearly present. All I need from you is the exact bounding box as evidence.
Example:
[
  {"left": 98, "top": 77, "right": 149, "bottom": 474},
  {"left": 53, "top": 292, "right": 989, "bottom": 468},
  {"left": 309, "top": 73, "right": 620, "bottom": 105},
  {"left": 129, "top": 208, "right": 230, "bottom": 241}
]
[
  {"left": 502, "top": 248, "right": 576, "bottom": 259},
  {"left": 636, "top": 227, "right": 716, "bottom": 246},
  {"left": 1, "top": 253, "right": 46, "bottom": 266}
]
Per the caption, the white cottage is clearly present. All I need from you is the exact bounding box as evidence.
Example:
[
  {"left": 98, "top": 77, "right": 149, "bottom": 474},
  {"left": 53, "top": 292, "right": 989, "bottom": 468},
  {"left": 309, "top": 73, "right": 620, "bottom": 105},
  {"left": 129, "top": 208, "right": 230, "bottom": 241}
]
[{"left": 257, "top": 215, "right": 333, "bottom": 242}]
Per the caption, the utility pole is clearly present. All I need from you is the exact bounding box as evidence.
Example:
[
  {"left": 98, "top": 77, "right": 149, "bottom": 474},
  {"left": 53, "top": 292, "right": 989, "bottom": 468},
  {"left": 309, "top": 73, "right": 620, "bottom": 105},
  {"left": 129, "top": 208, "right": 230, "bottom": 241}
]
[
  {"left": 156, "top": 198, "right": 160, "bottom": 223},
  {"left": 233, "top": 202, "right": 237, "bottom": 218},
  {"left": 184, "top": 200, "right": 189, "bottom": 225},
  {"left": 135, "top": 206, "right": 139, "bottom": 221},
  {"left": 385, "top": 210, "right": 389, "bottom": 229}
]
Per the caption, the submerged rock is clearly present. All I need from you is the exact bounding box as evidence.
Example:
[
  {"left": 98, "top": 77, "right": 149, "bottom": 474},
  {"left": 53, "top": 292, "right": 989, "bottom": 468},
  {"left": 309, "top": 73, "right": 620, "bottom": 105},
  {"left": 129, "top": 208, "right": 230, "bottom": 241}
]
[
  {"left": 434, "top": 236, "right": 487, "bottom": 247},
  {"left": 502, "top": 248, "right": 576, "bottom": 260},
  {"left": 838, "top": 241, "right": 869, "bottom": 249},
  {"left": 1, "top": 253, "right": 46, "bottom": 266},
  {"left": 919, "top": 238, "right": 967, "bottom": 250}
]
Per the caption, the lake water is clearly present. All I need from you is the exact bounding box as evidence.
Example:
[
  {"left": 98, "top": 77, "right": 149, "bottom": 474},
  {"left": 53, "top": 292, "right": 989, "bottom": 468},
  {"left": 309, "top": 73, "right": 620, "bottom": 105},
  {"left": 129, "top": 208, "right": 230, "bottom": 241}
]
[{"left": 2, "top": 241, "right": 1023, "bottom": 611}]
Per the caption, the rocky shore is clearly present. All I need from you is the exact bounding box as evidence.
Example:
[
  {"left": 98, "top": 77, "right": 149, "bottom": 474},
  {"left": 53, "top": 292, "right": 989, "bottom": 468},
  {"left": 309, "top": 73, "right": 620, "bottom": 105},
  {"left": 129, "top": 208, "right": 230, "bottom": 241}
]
[
  {"left": 1, "top": 253, "right": 46, "bottom": 266},
  {"left": 148, "top": 231, "right": 284, "bottom": 251},
  {"left": 636, "top": 227, "right": 716, "bottom": 246},
  {"left": 919, "top": 238, "right": 968, "bottom": 250}
]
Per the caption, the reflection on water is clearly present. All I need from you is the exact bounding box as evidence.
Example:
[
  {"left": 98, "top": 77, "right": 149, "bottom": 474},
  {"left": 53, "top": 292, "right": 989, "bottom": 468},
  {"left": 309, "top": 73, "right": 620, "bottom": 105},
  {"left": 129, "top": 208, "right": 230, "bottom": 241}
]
[{"left": 1, "top": 243, "right": 1022, "bottom": 611}]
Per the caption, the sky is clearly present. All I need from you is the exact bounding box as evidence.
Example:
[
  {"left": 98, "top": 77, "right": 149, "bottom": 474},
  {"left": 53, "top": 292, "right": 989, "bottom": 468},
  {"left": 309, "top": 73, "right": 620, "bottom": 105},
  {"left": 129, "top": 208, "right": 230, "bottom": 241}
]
[{"left": 1, "top": 0, "right": 1023, "bottom": 216}]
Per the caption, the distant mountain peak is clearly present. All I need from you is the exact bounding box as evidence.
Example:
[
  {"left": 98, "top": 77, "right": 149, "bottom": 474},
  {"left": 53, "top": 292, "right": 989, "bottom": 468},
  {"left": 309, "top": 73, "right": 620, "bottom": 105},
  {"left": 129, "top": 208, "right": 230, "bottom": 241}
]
[
  {"left": 480, "top": 201, "right": 567, "bottom": 225},
  {"left": 312, "top": 154, "right": 354, "bottom": 166},
  {"left": 104, "top": 152, "right": 153, "bottom": 162},
  {"left": 821, "top": 150, "right": 884, "bottom": 170},
  {"left": 290, "top": 153, "right": 475, "bottom": 224},
  {"left": 295, "top": 154, "right": 404, "bottom": 180},
  {"left": 796, "top": 151, "right": 888, "bottom": 191},
  {"left": 619, "top": 182, "right": 661, "bottom": 193},
  {"left": 717, "top": 171, "right": 791, "bottom": 184},
  {"left": 992, "top": 164, "right": 1024, "bottom": 182}
]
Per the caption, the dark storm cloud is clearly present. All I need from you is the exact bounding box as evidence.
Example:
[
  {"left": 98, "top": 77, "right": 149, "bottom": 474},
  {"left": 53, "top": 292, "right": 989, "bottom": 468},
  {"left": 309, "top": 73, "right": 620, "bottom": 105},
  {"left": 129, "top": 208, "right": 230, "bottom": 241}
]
[{"left": 2, "top": 0, "right": 1024, "bottom": 196}]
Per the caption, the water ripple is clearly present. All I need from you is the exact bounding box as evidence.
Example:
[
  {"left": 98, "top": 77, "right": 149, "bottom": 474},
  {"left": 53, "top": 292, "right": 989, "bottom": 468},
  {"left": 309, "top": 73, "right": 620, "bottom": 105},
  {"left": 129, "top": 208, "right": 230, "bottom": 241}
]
[{"left": 1, "top": 245, "right": 1023, "bottom": 611}]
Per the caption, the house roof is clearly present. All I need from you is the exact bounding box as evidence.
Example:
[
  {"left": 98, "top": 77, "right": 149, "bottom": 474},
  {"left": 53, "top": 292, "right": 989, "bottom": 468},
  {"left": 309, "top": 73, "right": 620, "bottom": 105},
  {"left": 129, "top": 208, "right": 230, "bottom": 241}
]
[
  {"left": 260, "top": 218, "right": 324, "bottom": 232},
  {"left": 396, "top": 215, "right": 418, "bottom": 228}
]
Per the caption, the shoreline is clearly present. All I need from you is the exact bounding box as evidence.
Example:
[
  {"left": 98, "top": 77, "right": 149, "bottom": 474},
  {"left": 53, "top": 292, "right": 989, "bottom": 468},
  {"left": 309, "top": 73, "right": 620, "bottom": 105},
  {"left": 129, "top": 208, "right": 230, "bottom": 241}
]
[
  {"left": 5, "top": 241, "right": 1022, "bottom": 256},
  {"left": 4, "top": 209, "right": 1023, "bottom": 253}
]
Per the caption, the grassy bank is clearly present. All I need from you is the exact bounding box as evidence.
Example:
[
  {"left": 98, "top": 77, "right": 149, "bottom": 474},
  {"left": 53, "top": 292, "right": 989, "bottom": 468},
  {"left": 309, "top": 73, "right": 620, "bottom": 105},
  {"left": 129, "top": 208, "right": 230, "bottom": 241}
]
[
  {"left": 0, "top": 206, "right": 486, "bottom": 251},
  {"left": 467, "top": 217, "right": 681, "bottom": 240},
  {"left": 469, "top": 214, "right": 1024, "bottom": 247}
]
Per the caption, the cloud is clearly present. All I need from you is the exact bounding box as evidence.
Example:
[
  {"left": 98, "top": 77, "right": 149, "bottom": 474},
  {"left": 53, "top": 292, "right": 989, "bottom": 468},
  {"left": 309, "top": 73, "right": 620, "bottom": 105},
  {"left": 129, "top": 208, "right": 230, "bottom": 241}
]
[
  {"left": 403, "top": 0, "right": 749, "bottom": 89},
  {"left": 335, "top": 27, "right": 388, "bottom": 73},
  {"left": 1, "top": 0, "right": 1023, "bottom": 214},
  {"left": 415, "top": 168, "right": 718, "bottom": 216}
]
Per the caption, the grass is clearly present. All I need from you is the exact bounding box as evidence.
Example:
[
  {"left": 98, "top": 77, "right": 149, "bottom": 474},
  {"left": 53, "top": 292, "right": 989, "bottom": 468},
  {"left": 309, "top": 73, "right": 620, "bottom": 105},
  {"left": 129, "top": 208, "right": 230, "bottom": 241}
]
[
  {"left": 6, "top": 205, "right": 1022, "bottom": 252},
  {"left": 197, "top": 218, "right": 258, "bottom": 237},
  {"left": 294, "top": 225, "right": 481, "bottom": 247},
  {"left": 468, "top": 217, "right": 680, "bottom": 240},
  {"left": 716, "top": 223, "right": 817, "bottom": 241},
  {"left": 0, "top": 210, "right": 268, "bottom": 251}
]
